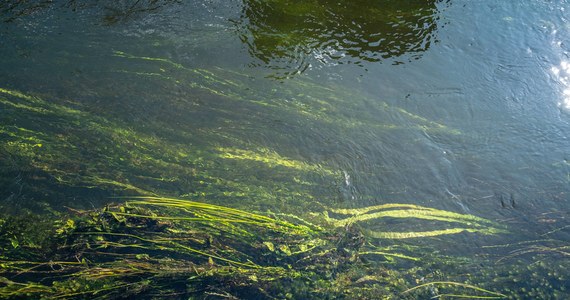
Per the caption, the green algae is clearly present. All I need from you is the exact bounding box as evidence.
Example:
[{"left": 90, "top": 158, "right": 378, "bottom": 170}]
[
  {"left": 0, "top": 86, "right": 336, "bottom": 211},
  {"left": 0, "top": 82, "right": 526, "bottom": 299},
  {"left": 2, "top": 197, "right": 569, "bottom": 299},
  {"left": 403, "top": 281, "right": 507, "bottom": 299},
  {"left": 0, "top": 197, "right": 515, "bottom": 299},
  {"left": 0, "top": 48, "right": 559, "bottom": 300},
  {"left": 324, "top": 203, "right": 506, "bottom": 239},
  {"left": 109, "top": 50, "right": 460, "bottom": 135},
  {"left": 0, "top": 198, "right": 322, "bottom": 298},
  {"left": 217, "top": 147, "right": 337, "bottom": 176}
]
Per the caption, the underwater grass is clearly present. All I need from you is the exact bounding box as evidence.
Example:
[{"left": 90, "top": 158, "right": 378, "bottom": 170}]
[
  {"left": 0, "top": 197, "right": 323, "bottom": 298},
  {"left": 403, "top": 281, "right": 507, "bottom": 299},
  {"left": 3, "top": 56, "right": 562, "bottom": 299},
  {"left": 110, "top": 50, "right": 460, "bottom": 135},
  {"left": 323, "top": 203, "right": 507, "bottom": 239},
  {"left": 123, "top": 196, "right": 323, "bottom": 235},
  {"left": 1, "top": 45, "right": 461, "bottom": 216},
  {"left": 0, "top": 197, "right": 519, "bottom": 299},
  {"left": 2, "top": 198, "right": 568, "bottom": 299},
  {"left": 0, "top": 86, "right": 338, "bottom": 212}
]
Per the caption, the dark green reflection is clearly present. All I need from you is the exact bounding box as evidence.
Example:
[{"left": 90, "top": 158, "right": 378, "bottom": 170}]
[
  {"left": 0, "top": 0, "right": 180, "bottom": 24},
  {"left": 238, "top": 0, "right": 445, "bottom": 76},
  {"left": 0, "top": 1, "right": 52, "bottom": 23}
]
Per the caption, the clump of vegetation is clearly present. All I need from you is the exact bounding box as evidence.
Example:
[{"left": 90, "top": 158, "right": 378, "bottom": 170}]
[
  {"left": 0, "top": 197, "right": 332, "bottom": 299},
  {"left": 0, "top": 196, "right": 536, "bottom": 299},
  {"left": 0, "top": 197, "right": 494, "bottom": 298}
]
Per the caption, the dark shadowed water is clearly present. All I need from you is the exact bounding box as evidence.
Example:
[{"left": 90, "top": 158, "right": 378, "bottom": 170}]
[{"left": 1, "top": 0, "right": 570, "bottom": 298}]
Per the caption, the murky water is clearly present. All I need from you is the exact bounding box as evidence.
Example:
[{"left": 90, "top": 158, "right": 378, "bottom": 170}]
[{"left": 1, "top": 0, "right": 570, "bottom": 298}]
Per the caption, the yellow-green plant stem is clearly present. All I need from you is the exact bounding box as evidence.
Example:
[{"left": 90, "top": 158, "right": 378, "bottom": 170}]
[
  {"left": 402, "top": 281, "right": 507, "bottom": 299},
  {"left": 74, "top": 231, "right": 260, "bottom": 269},
  {"left": 126, "top": 197, "right": 319, "bottom": 235},
  {"left": 359, "top": 251, "right": 419, "bottom": 261},
  {"left": 324, "top": 203, "right": 506, "bottom": 239},
  {"left": 367, "top": 227, "right": 502, "bottom": 239}
]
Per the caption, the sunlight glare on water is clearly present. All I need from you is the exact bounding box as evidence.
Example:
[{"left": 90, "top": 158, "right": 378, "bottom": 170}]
[{"left": 551, "top": 60, "right": 570, "bottom": 110}]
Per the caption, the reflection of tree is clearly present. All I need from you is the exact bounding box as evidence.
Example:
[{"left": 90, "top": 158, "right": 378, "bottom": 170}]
[
  {"left": 0, "top": 1, "right": 52, "bottom": 23},
  {"left": 75, "top": 0, "right": 182, "bottom": 25},
  {"left": 238, "top": 0, "right": 445, "bottom": 76},
  {"left": 1, "top": 0, "right": 180, "bottom": 24}
]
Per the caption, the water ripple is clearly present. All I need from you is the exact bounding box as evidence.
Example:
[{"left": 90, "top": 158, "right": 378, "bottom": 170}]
[{"left": 236, "top": 0, "right": 448, "bottom": 78}]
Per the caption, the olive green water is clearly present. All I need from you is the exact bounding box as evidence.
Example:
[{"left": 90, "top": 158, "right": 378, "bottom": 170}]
[{"left": 0, "top": 0, "right": 569, "bottom": 299}]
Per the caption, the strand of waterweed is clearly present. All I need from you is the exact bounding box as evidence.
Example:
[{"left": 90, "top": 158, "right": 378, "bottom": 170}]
[
  {"left": 109, "top": 211, "right": 269, "bottom": 224},
  {"left": 402, "top": 281, "right": 507, "bottom": 299},
  {"left": 481, "top": 239, "right": 570, "bottom": 262},
  {"left": 51, "top": 281, "right": 146, "bottom": 299},
  {"left": 268, "top": 212, "right": 324, "bottom": 231},
  {"left": 328, "top": 207, "right": 498, "bottom": 228},
  {"left": 72, "top": 266, "right": 147, "bottom": 280},
  {"left": 496, "top": 245, "right": 570, "bottom": 263},
  {"left": 73, "top": 232, "right": 260, "bottom": 269},
  {"left": 328, "top": 203, "right": 432, "bottom": 215},
  {"left": 125, "top": 197, "right": 318, "bottom": 235},
  {"left": 367, "top": 227, "right": 502, "bottom": 239},
  {"left": 358, "top": 251, "right": 419, "bottom": 261},
  {"left": 541, "top": 224, "right": 570, "bottom": 236},
  {"left": 127, "top": 200, "right": 266, "bottom": 223},
  {"left": 12, "top": 261, "right": 87, "bottom": 278},
  {"left": 189, "top": 209, "right": 254, "bottom": 238},
  {"left": 328, "top": 203, "right": 500, "bottom": 226},
  {"left": 322, "top": 203, "right": 507, "bottom": 239},
  {"left": 0, "top": 279, "right": 52, "bottom": 297},
  {"left": 112, "top": 202, "right": 257, "bottom": 239},
  {"left": 128, "top": 197, "right": 279, "bottom": 223},
  {"left": 482, "top": 239, "right": 562, "bottom": 249},
  {"left": 48, "top": 257, "right": 191, "bottom": 282},
  {"left": 91, "top": 240, "right": 159, "bottom": 251},
  {"left": 431, "top": 294, "right": 508, "bottom": 299},
  {"left": 0, "top": 260, "right": 85, "bottom": 272}
]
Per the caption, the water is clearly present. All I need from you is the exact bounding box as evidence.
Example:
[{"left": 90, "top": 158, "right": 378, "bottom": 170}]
[{"left": 1, "top": 0, "right": 570, "bottom": 298}]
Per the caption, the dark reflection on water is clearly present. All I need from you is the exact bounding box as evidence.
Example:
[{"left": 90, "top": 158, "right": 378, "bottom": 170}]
[
  {"left": 0, "top": 0, "right": 181, "bottom": 24},
  {"left": 0, "top": 1, "right": 52, "bottom": 23},
  {"left": 237, "top": 0, "right": 446, "bottom": 77}
]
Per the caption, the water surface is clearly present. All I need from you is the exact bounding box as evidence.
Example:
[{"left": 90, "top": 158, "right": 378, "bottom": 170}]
[{"left": 1, "top": 0, "right": 569, "bottom": 298}]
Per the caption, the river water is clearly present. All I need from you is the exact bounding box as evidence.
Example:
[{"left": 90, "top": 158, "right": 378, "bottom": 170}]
[{"left": 1, "top": 0, "right": 569, "bottom": 298}]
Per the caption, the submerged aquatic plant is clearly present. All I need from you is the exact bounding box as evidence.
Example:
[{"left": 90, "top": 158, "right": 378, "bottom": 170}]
[
  {"left": 323, "top": 203, "right": 507, "bottom": 239},
  {"left": 0, "top": 197, "right": 520, "bottom": 299},
  {"left": 0, "top": 197, "right": 314, "bottom": 298},
  {"left": 1, "top": 52, "right": 563, "bottom": 298},
  {"left": 403, "top": 281, "right": 507, "bottom": 299}
]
